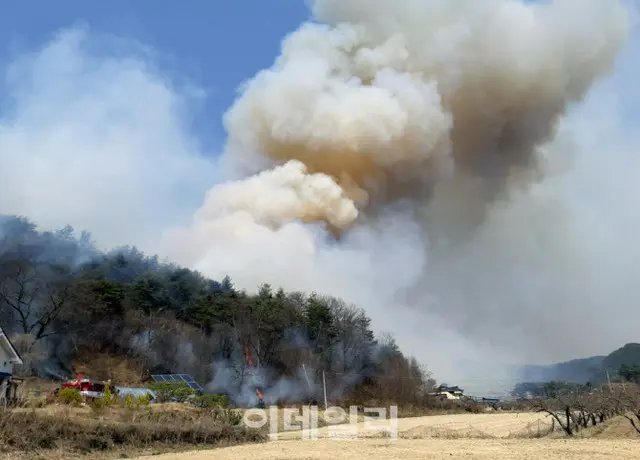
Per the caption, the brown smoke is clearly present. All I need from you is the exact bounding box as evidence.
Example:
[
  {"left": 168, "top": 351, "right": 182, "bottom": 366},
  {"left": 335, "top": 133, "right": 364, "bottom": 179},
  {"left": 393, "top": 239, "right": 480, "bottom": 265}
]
[{"left": 218, "top": 0, "right": 628, "bottom": 230}]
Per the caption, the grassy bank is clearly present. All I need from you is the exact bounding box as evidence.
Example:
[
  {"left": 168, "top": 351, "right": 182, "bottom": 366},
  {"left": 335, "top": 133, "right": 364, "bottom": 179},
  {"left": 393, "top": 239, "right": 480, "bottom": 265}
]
[{"left": 0, "top": 406, "right": 265, "bottom": 459}]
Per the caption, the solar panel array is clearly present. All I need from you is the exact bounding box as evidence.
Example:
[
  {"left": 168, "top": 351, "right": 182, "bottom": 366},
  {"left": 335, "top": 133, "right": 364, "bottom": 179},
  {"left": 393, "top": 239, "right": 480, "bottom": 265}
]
[{"left": 150, "top": 374, "right": 204, "bottom": 392}]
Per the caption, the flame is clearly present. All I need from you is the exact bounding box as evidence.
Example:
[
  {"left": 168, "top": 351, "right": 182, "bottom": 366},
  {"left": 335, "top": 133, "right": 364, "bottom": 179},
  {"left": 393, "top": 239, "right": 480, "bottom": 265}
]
[
  {"left": 244, "top": 343, "right": 254, "bottom": 368},
  {"left": 245, "top": 343, "right": 262, "bottom": 401}
]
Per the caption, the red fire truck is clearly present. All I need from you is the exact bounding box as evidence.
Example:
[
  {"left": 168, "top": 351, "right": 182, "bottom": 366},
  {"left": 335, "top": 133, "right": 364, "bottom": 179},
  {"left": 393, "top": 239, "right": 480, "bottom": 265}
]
[{"left": 55, "top": 374, "right": 116, "bottom": 403}]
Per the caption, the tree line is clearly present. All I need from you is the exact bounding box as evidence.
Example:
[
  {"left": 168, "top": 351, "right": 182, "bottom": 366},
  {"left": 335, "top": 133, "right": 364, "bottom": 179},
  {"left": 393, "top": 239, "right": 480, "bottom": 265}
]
[
  {"left": 0, "top": 216, "right": 434, "bottom": 406},
  {"left": 512, "top": 365, "right": 640, "bottom": 400}
]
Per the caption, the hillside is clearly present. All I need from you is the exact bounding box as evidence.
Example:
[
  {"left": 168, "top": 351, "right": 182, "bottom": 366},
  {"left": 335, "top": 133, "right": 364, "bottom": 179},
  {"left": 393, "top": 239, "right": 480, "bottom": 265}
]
[
  {"left": 517, "top": 355, "right": 606, "bottom": 383},
  {"left": 0, "top": 215, "right": 433, "bottom": 407},
  {"left": 517, "top": 343, "right": 640, "bottom": 385},
  {"left": 602, "top": 343, "right": 640, "bottom": 372}
]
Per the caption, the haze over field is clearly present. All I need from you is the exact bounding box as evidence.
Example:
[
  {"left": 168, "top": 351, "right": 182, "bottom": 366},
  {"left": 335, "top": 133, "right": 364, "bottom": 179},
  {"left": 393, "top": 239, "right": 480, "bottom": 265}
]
[{"left": 1, "top": 0, "right": 639, "bottom": 393}]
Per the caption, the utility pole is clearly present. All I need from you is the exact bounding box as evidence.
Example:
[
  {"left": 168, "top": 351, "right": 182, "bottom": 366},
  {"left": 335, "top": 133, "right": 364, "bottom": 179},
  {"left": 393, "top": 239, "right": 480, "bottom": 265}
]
[
  {"left": 606, "top": 370, "right": 613, "bottom": 392},
  {"left": 322, "top": 371, "right": 328, "bottom": 410}
]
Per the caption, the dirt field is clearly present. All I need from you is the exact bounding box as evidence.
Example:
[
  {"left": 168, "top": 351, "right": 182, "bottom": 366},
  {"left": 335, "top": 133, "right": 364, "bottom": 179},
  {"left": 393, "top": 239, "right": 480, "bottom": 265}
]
[
  {"left": 138, "top": 413, "right": 640, "bottom": 460},
  {"left": 276, "top": 411, "right": 554, "bottom": 440},
  {"left": 140, "top": 438, "right": 639, "bottom": 460}
]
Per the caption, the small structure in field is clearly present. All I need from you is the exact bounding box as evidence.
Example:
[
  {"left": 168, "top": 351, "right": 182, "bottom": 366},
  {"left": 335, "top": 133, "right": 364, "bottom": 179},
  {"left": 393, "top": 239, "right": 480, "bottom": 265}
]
[
  {"left": 0, "top": 327, "right": 23, "bottom": 404},
  {"left": 430, "top": 385, "right": 465, "bottom": 400},
  {"left": 116, "top": 387, "right": 157, "bottom": 402}
]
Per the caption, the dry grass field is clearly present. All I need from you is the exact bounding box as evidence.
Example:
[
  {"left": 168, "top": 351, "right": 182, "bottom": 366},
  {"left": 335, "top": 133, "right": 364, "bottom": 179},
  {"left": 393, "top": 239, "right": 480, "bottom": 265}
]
[
  {"left": 139, "top": 413, "right": 640, "bottom": 460},
  {"left": 0, "top": 404, "right": 263, "bottom": 459},
  {"left": 2, "top": 394, "right": 639, "bottom": 460},
  {"left": 276, "top": 411, "right": 554, "bottom": 440},
  {"left": 145, "top": 438, "right": 638, "bottom": 460}
]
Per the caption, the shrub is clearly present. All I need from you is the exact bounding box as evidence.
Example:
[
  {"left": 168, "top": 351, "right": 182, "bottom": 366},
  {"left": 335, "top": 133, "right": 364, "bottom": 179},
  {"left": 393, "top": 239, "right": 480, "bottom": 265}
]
[
  {"left": 211, "top": 407, "right": 244, "bottom": 426},
  {"left": 58, "top": 388, "right": 83, "bottom": 406},
  {"left": 125, "top": 394, "right": 135, "bottom": 409},
  {"left": 190, "top": 394, "right": 229, "bottom": 408},
  {"left": 0, "top": 406, "right": 266, "bottom": 455},
  {"left": 102, "top": 385, "right": 116, "bottom": 407},
  {"left": 89, "top": 398, "right": 107, "bottom": 413},
  {"left": 148, "top": 381, "right": 197, "bottom": 403},
  {"left": 136, "top": 394, "right": 152, "bottom": 406}
]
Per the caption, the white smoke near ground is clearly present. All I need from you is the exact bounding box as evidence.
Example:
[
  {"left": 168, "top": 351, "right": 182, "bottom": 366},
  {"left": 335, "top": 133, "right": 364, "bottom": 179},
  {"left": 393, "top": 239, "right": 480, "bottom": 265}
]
[
  {"left": 208, "top": 359, "right": 318, "bottom": 406},
  {"left": 1, "top": 1, "right": 639, "bottom": 396},
  {"left": 162, "top": 0, "right": 639, "bottom": 394}
]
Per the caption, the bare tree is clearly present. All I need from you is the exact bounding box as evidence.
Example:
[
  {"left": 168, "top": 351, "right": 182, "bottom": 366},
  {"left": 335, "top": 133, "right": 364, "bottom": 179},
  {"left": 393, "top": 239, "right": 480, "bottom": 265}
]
[
  {"left": 0, "top": 258, "right": 39, "bottom": 334},
  {"left": 0, "top": 259, "right": 74, "bottom": 342},
  {"left": 533, "top": 390, "right": 615, "bottom": 436},
  {"left": 534, "top": 395, "right": 576, "bottom": 436},
  {"left": 608, "top": 384, "right": 640, "bottom": 434}
]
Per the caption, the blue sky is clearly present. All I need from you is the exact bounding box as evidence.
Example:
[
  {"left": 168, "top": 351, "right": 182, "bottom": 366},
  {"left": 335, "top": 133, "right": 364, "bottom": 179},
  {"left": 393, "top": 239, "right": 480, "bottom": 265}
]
[
  {"left": 0, "top": 0, "right": 310, "bottom": 150},
  {"left": 0, "top": 1, "right": 318, "bottom": 246}
]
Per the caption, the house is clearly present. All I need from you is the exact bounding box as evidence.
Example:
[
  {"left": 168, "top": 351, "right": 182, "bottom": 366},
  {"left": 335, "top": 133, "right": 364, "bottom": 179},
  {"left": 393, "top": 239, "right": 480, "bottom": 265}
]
[
  {"left": 0, "top": 327, "right": 23, "bottom": 402},
  {"left": 430, "top": 385, "right": 465, "bottom": 400},
  {"left": 0, "top": 327, "right": 22, "bottom": 377}
]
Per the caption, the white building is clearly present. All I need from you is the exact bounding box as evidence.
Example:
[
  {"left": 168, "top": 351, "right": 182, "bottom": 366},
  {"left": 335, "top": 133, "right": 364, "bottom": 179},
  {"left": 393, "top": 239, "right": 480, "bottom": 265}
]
[{"left": 0, "top": 326, "right": 23, "bottom": 379}]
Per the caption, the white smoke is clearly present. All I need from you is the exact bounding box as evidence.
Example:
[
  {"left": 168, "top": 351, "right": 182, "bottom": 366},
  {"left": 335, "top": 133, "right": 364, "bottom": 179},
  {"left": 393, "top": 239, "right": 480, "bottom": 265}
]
[
  {"left": 0, "top": 27, "right": 215, "bottom": 250},
  {"left": 163, "top": 0, "right": 638, "bottom": 393}
]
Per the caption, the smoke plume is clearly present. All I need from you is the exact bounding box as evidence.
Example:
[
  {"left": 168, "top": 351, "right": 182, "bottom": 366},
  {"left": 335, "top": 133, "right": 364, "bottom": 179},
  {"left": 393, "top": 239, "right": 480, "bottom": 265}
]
[
  {"left": 162, "top": 0, "right": 635, "bottom": 393},
  {"left": 217, "top": 0, "right": 627, "bottom": 224}
]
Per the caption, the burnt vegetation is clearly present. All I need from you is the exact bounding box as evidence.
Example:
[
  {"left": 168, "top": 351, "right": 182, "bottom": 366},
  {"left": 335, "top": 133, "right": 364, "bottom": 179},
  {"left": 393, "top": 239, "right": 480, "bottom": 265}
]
[{"left": 0, "top": 216, "right": 433, "bottom": 406}]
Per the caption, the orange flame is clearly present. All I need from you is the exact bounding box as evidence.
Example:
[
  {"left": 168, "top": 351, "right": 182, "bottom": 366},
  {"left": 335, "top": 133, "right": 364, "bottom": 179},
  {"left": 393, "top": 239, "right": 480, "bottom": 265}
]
[
  {"left": 256, "top": 388, "right": 264, "bottom": 399},
  {"left": 245, "top": 343, "right": 254, "bottom": 367}
]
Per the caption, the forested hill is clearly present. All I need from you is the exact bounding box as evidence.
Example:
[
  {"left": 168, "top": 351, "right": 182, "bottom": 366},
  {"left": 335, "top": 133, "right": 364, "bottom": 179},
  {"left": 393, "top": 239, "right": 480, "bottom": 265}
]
[
  {"left": 0, "top": 216, "right": 433, "bottom": 406},
  {"left": 516, "top": 343, "right": 640, "bottom": 386}
]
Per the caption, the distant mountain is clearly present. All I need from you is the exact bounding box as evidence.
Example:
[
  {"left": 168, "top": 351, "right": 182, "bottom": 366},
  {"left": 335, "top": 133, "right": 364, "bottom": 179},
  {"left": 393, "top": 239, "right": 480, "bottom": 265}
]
[
  {"left": 516, "top": 343, "right": 640, "bottom": 384},
  {"left": 602, "top": 343, "right": 640, "bottom": 373},
  {"left": 518, "top": 355, "right": 606, "bottom": 383}
]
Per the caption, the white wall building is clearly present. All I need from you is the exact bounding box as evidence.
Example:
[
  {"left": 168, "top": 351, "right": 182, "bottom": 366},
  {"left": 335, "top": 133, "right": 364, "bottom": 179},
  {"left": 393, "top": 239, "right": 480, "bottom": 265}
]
[{"left": 0, "top": 326, "right": 23, "bottom": 378}]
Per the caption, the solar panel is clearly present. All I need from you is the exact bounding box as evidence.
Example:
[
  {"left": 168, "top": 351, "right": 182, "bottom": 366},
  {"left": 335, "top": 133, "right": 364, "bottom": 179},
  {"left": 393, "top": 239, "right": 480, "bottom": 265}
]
[
  {"left": 180, "top": 374, "right": 195, "bottom": 383},
  {"left": 188, "top": 382, "right": 204, "bottom": 391},
  {"left": 150, "top": 374, "right": 203, "bottom": 392}
]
